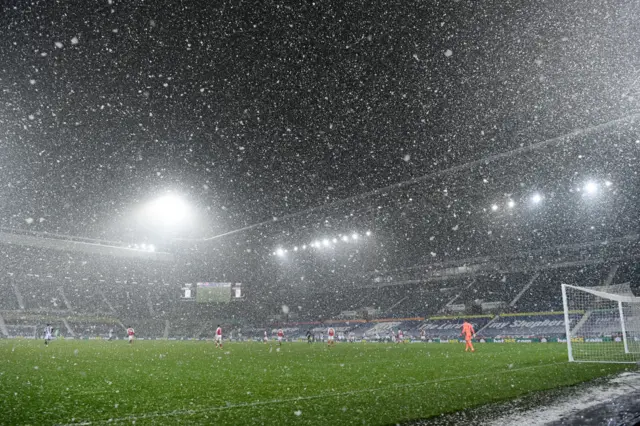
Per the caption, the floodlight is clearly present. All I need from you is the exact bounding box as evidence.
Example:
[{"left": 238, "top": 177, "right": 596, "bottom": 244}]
[
  {"left": 312, "top": 241, "right": 320, "bottom": 248},
  {"left": 148, "top": 244, "right": 155, "bottom": 252},
  {"left": 584, "top": 181, "right": 598, "bottom": 195},
  {"left": 144, "top": 193, "right": 190, "bottom": 227},
  {"left": 352, "top": 233, "right": 358, "bottom": 240},
  {"left": 341, "top": 235, "right": 349, "bottom": 242},
  {"left": 366, "top": 231, "right": 372, "bottom": 236},
  {"left": 276, "top": 248, "right": 285, "bottom": 257},
  {"left": 531, "top": 193, "right": 543, "bottom": 204},
  {"left": 507, "top": 200, "right": 516, "bottom": 209},
  {"left": 293, "top": 246, "right": 298, "bottom": 252},
  {"left": 302, "top": 245, "right": 307, "bottom": 250},
  {"left": 322, "top": 239, "right": 330, "bottom": 247},
  {"left": 332, "top": 238, "right": 338, "bottom": 243},
  {"left": 491, "top": 204, "right": 498, "bottom": 211},
  {"left": 141, "top": 243, "right": 147, "bottom": 250},
  {"left": 605, "top": 180, "right": 613, "bottom": 187}
]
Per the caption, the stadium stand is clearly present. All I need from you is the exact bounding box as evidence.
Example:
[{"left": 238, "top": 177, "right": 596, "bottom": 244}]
[
  {"left": 368, "top": 283, "right": 450, "bottom": 318},
  {"left": 0, "top": 235, "right": 637, "bottom": 342},
  {"left": 63, "top": 278, "right": 111, "bottom": 314},
  {"left": 615, "top": 261, "right": 640, "bottom": 287},
  {"left": 473, "top": 273, "right": 529, "bottom": 304},
  {"left": 19, "top": 276, "right": 65, "bottom": 311},
  {"left": 0, "top": 280, "right": 20, "bottom": 310},
  {"left": 515, "top": 265, "right": 611, "bottom": 312}
]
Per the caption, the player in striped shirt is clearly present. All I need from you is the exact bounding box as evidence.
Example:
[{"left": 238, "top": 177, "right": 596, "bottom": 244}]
[{"left": 44, "top": 324, "right": 53, "bottom": 346}]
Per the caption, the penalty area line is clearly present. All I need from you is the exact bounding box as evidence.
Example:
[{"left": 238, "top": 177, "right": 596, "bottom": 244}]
[{"left": 59, "top": 361, "right": 567, "bottom": 425}]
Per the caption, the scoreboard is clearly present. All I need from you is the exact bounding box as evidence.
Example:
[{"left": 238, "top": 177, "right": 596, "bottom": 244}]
[
  {"left": 196, "top": 282, "right": 232, "bottom": 303},
  {"left": 195, "top": 282, "right": 243, "bottom": 303}
]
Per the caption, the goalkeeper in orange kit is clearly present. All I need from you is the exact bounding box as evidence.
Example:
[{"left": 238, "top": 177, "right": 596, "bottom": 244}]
[{"left": 461, "top": 320, "right": 475, "bottom": 352}]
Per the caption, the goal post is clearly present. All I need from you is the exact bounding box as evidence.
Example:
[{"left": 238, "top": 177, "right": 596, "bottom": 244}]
[{"left": 562, "top": 283, "right": 640, "bottom": 363}]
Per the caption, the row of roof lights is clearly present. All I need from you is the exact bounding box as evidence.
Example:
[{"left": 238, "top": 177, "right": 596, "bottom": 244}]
[
  {"left": 273, "top": 231, "right": 372, "bottom": 257},
  {"left": 128, "top": 243, "right": 156, "bottom": 252},
  {"left": 487, "top": 180, "right": 612, "bottom": 212},
  {"left": 274, "top": 180, "right": 612, "bottom": 256}
]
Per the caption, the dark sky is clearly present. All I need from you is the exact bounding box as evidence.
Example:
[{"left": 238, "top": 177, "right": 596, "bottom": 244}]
[{"left": 1, "top": 0, "right": 639, "bottom": 249}]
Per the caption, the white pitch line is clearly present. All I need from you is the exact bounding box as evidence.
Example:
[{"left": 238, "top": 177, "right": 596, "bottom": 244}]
[{"left": 58, "top": 361, "right": 567, "bottom": 425}]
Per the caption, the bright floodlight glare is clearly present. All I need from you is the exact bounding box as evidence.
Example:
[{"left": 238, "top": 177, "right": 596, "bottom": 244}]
[
  {"left": 531, "top": 193, "right": 543, "bottom": 204},
  {"left": 366, "top": 230, "right": 371, "bottom": 236},
  {"left": 312, "top": 241, "right": 320, "bottom": 248},
  {"left": 322, "top": 239, "right": 330, "bottom": 247},
  {"left": 491, "top": 204, "right": 498, "bottom": 211},
  {"left": 507, "top": 200, "right": 516, "bottom": 209},
  {"left": 276, "top": 248, "right": 285, "bottom": 257},
  {"left": 293, "top": 246, "right": 298, "bottom": 251},
  {"left": 148, "top": 244, "right": 155, "bottom": 252},
  {"left": 341, "top": 235, "right": 349, "bottom": 242},
  {"left": 605, "top": 180, "right": 613, "bottom": 187},
  {"left": 332, "top": 238, "right": 337, "bottom": 243},
  {"left": 302, "top": 244, "right": 307, "bottom": 250},
  {"left": 146, "top": 193, "right": 189, "bottom": 226},
  {"left": 352, "top": 233, "right": 358, "bottom": 240},
  {"left": 584, "top": 181, "right": 598, "bottom": 195}
]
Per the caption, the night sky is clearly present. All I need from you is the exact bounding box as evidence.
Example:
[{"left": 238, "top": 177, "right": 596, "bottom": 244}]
[{"left": 1, "top": 0, "right": 639, "bottom": 257}]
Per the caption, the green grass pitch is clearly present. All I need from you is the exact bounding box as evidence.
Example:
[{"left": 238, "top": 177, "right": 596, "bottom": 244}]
[{"left": 0, "top": 339, "right": 632, "bottom": 425}]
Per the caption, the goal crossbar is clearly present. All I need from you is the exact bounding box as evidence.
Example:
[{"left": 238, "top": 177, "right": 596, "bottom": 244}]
[{"left": 562, "top": 283, "right": 640, "bottom": 304}]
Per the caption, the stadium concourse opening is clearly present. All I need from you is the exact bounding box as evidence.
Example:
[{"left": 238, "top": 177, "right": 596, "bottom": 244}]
[{"left": 2, "top": 0, "right": 640, "bottom": 424}]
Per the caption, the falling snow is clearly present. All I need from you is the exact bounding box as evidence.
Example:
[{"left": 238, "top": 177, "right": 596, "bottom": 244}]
[{"left": 0, "top": 1, "right": 638, "bottom": 424}]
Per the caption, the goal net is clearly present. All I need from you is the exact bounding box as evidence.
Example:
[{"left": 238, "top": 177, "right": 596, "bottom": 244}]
[{"left": 562, "top": 283, "right": 640, "bottom": 363}]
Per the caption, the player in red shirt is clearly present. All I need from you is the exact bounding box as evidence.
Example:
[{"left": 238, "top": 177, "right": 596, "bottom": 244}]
[
  {"left": 327, "top": 327, "right": 335, "bottom": 347},
  {"left": 277, "top": 328, "right": 284, "bottom": 346},
  {"left": 127, "top": 326, "right": 135, "bottom": 344},
  {"left": 397, "top": 329, "right": 404, "bottom": 343},
  {"left": 215, "top": 324, "right": 223, "bottom": 349},
  {"left": 461, "top": 320, "right": 475, "bottom": 352}
]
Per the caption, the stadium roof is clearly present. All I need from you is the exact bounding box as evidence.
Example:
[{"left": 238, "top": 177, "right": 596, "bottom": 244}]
[{"left": 0, "top": 1, "right": 638, "bottom": 266}]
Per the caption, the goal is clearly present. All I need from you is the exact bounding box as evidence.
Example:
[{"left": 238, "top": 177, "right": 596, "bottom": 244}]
[{"left": 561, "top": 283, "right": 640, "bottom": 363}]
